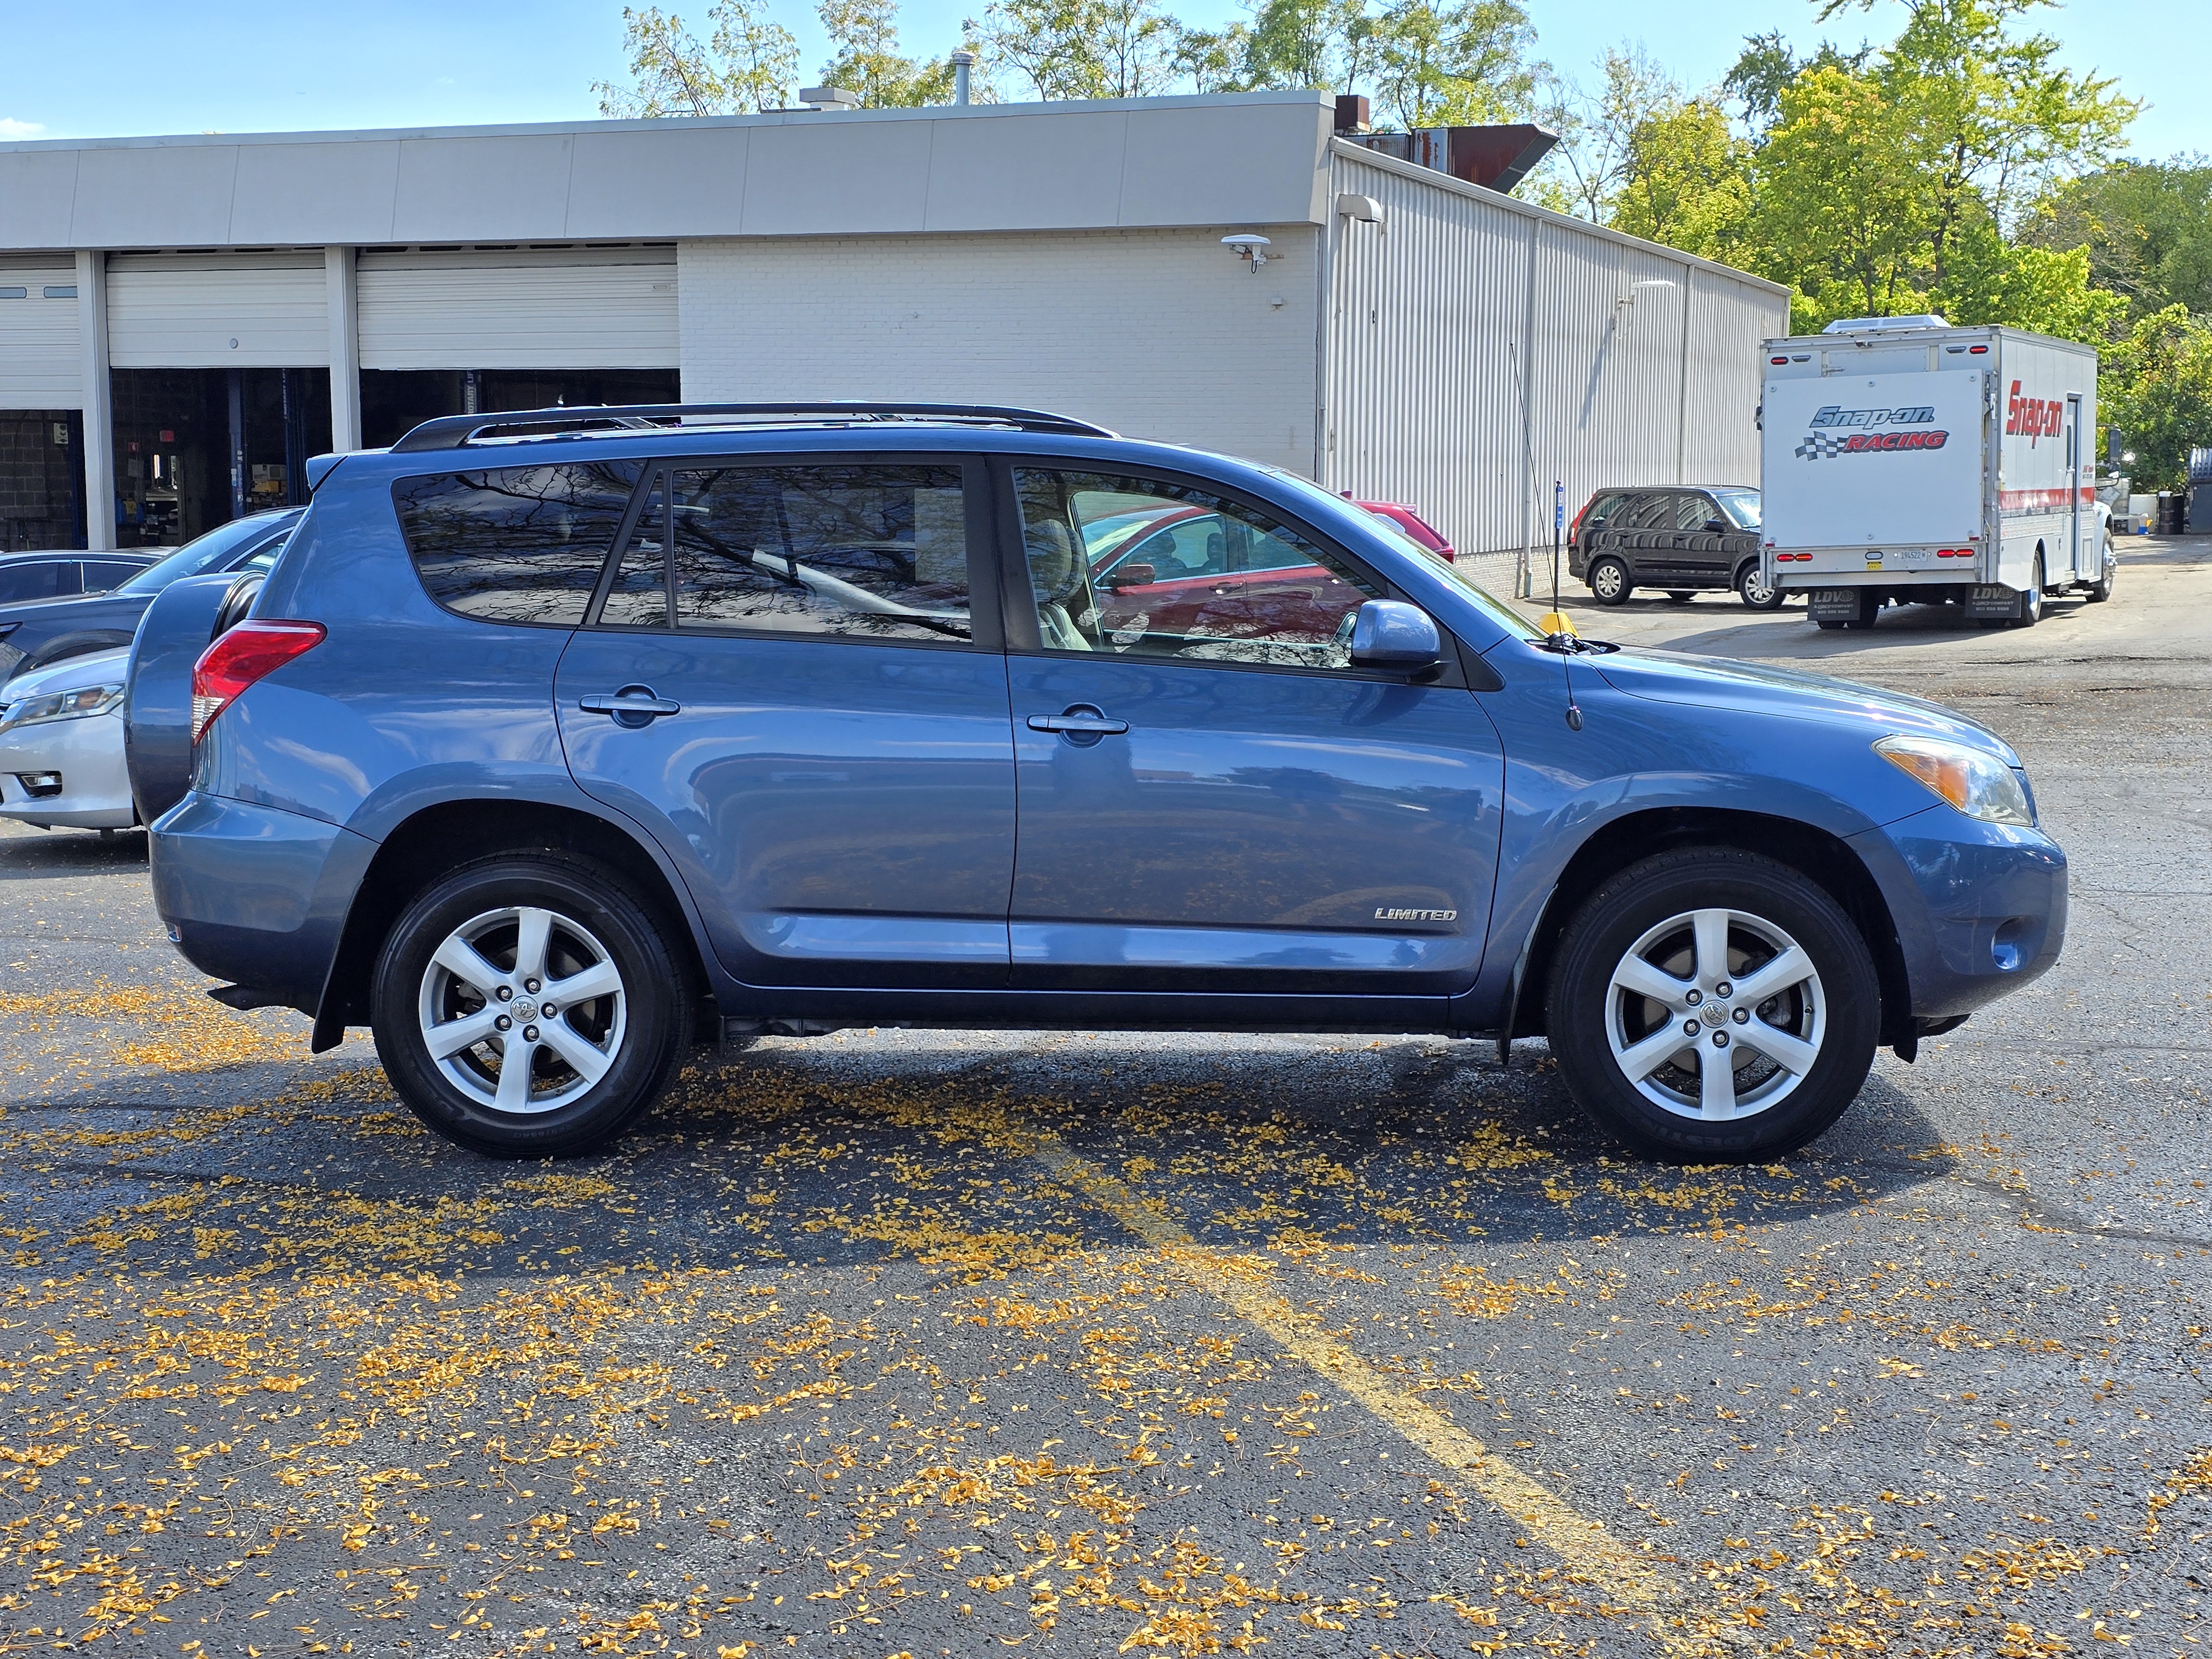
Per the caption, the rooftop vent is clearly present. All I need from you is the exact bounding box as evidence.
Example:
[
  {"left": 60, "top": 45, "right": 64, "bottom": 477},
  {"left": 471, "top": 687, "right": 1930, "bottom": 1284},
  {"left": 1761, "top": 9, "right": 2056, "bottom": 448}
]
[{"left": 1340, "top": 123, "right": 1558, "bottom": 194}]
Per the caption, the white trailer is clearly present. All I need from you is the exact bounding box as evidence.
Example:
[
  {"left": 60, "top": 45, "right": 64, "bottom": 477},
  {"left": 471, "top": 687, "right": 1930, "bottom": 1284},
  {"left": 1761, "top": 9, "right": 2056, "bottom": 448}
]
[{"left": 1759, "top": 317, "right": 2114, "bottom": 628}]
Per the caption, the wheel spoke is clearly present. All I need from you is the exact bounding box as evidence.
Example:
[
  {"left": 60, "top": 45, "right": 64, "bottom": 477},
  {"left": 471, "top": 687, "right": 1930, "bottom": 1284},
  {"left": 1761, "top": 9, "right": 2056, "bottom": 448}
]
[
  {"left": 1732, "top": 944, "right": 1814, "bottom": 1008},
  {"left": 513, "top": 907, "right": 553, "bottom": 983},
  {"left": 547, "top": 959, "right": 622, "bottom": 1005},
  {"left": 424, "top": 1005, "right": 502, "bottom": 1061},
  {"left": 1734, "top": 1018, "right": 1820, "bottom": 1077},
  {"left": 432, "top": 936, "right": 507, "bottom": 1000},
  {"left": 1617, "top": 1024, "right": 1693, "bottom": 1082},
  {"left": 494, "top": 1039, "right": 538, "bottom": 1112},
  {"left": 1699, "top": 1045, "right": 1738, "bottom": 1117},
  {"left": 1692, "top": 909, "right": 1732, "bottom": 987},
  {"left": 1612, "top": 955, "right": 1690, "bottom": 1008},
  {"left": 538, "top": 1018, "right": 613, "bottom": 1087}
]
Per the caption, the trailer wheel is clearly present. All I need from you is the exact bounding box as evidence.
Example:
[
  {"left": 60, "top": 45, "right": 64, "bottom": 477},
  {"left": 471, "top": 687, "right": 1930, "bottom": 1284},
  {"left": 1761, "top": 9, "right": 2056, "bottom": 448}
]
[
  {"left": 1589, "top": 557, "right": 1632, "bottom": 605},
  {"left": 1840, "top": 589, "right": 1881, "bottom": 630}
]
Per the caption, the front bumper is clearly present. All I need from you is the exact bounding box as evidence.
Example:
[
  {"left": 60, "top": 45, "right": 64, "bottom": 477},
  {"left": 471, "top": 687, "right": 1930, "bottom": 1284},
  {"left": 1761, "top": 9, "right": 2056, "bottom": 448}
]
[
  {"left": 0, "top": 710, "right": 134, "bottom": 829},
  {"left": 1850, "top": 805, "right": 2067, "bottom": 1022},
  {"left": 150, "top": 791, "right": 377, "bottom": 1015}
]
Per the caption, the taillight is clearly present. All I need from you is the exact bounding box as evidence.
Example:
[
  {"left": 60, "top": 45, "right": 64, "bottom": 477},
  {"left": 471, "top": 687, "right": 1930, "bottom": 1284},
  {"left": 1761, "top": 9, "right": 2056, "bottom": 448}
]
[{"left": 190, "top": 620, "right": 325, "bottom": 743}]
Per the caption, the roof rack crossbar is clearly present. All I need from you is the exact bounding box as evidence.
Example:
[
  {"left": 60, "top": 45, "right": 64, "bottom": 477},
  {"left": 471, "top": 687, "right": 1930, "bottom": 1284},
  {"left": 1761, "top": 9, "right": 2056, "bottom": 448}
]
[{"left": 388, "top": 401, "right": 1118, "bottom": 452}]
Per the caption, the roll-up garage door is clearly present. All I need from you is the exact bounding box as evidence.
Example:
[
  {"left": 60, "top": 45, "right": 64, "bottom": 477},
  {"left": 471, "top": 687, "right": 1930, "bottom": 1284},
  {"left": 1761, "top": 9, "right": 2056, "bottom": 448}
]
[
  {"left": 106, "top": 252, "right": 330, "bottom": 369},
  {"left": 357, "top": 247, "right": 678, "bottom": 371},
  {"left": 0, "top": 265, "right": 81, "bottom": 408}
]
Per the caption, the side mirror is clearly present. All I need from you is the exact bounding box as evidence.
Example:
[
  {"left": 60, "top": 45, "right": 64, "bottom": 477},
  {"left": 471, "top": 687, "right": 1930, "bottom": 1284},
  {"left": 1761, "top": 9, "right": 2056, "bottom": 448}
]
[
  {"left": 1106, "top": 562, "right": 1155, "bottom": 589},
  {"left": 1349, "top": 599, "right": 1442, "bottom": 672},
  {"left": 1704, "top": 519, "right": 1728, "bottom": 533}
]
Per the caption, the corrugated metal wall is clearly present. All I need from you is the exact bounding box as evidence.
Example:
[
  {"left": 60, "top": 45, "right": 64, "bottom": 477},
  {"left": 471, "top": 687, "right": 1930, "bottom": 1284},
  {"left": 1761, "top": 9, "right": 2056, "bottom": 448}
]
[{"left": 1326, "top": 147, "right": 1786, "bottom": 589}]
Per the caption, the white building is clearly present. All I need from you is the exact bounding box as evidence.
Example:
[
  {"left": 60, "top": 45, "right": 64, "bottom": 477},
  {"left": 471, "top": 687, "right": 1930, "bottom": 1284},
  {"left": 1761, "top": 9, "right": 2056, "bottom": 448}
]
[{"left": 0, "top": 91, "right": 1786, "bottom": 589}]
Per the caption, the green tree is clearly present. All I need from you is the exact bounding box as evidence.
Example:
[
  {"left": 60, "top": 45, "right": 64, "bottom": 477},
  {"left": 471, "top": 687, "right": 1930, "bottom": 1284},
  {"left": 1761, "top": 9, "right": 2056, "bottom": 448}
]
[
  {"left": 819, "top": 0, "right": 965, "bottom": 106},
  {"left": 1537, "top": 46, "right": 1677, "bottom": 223},
  {"left": 979, "top": 0, "right": 1180, "bottom": 99},
  {"left": 2100, "top": 305, "right": 2212, "bottom": 489},
  {"left": 1610, "top": 97, "right": 1754, "bottom": 264},
  {"left": 1927, "top": 217, "right": 2123, "bottom": 341},
  {"left": 593, "top": 1, "right": 801, "bottom": 116},
  {"left": 2025, "top": 156, "right": 2212, "bottom": 320},
  {"left": 1371, "top": 0, "right": 1536, "bottom": 131}
]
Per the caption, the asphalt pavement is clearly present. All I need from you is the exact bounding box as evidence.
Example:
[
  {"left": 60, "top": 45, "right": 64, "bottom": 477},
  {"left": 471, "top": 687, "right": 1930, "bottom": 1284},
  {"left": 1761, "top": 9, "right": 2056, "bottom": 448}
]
[{"left": 0, "top": 536, "right": 2205, "bottom": 1657}]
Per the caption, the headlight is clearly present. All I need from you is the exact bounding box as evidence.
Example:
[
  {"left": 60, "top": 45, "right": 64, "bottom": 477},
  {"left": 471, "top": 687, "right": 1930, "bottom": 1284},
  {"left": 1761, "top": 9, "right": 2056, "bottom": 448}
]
[
  {"left": 1874, "top": 734, "right": 2034, "bottom": 827},
  {"left": 0, "top": 682, "right": 125, "bottom": 733}
]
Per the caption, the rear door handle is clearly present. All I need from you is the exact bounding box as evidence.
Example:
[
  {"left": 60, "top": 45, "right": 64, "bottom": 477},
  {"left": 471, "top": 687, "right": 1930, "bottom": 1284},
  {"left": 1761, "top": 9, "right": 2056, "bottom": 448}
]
[{"left": 580, "top": 686, "right": 682, "bottom": 726}]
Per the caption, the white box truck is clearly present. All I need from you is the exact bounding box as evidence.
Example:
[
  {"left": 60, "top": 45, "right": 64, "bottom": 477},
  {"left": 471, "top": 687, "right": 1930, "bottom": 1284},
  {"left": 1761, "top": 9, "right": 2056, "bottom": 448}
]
[{"left": 1760, "top": 317, "right": 2115, "bottom": 629}]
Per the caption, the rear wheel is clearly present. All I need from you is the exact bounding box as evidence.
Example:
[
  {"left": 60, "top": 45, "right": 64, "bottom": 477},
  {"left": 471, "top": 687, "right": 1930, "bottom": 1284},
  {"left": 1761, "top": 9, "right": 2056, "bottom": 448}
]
[
  {"left": 2008, "top": 554, "right": 2045, "bottom": 628},
  {"left": 1736, "top": 562, "right": 1783, "bottom": 611},
  {"left": 1841, "top": 589, "right": 1881, "bottom": 630},
  {"left": 372, "top": 854, "right": 692, "bottom": 1158},
  {"left": 1546, "top": 848, "right": 1879, "bottom": 1160},
  {"left": 1589, "top": 557, "right": 1632, "bottom": 606}
]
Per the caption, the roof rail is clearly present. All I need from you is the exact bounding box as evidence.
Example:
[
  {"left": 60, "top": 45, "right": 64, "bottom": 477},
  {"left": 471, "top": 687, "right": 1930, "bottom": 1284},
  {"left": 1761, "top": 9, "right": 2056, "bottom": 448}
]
[{"left": 388, "top": 401, "right": 1119, "bottom": 453}]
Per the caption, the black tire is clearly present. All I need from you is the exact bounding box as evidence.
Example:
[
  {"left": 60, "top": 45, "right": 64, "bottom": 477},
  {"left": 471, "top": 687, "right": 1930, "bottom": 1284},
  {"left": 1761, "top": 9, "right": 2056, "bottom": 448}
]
[
  {"left": 1735, "top": 562, "right": 1784, "bottom": 611},
  {"left": 1589, "top": 557, "right": 1632, "bottom": 606},
  {"left": 2084, "top": 538, "right": 2115, "bottom": 602},
  {"left": 1545, "top": 848, "right": 1880, "bottom": 1161},
  {"left": 2008, "top": 554, "right": 2044, "bottom": 628},
  {"left": 1841, "top": 589, "right": 1881, "bottom": 630},
  {"left": 1665, "top": 591, "right": 1696, "bottom": 604},
  {"left": 372, "top": 853, "right": 693, "bottom": 1158},
  {"left": 1814, "top": 620, "right": 1848, "bottom": 630}
]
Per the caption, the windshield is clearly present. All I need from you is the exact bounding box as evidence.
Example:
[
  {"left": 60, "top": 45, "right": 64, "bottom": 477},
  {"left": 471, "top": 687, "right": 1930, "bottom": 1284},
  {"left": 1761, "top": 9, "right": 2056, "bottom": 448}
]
[
  {"left": 118, "top": 512, "right": 299, "bottom": 596},
  {"left": 1261, "top": 468, "right": 1542, "bottom": 643},
  {"left": 1712, "top": 488, "right": 1761, "bottom": 530}
]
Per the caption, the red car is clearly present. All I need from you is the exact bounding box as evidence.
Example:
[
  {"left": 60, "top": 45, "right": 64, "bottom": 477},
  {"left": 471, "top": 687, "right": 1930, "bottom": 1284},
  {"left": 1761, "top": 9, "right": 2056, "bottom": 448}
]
[{"left": 1087, "top": 499, "right": 1452, "bottom": 645}]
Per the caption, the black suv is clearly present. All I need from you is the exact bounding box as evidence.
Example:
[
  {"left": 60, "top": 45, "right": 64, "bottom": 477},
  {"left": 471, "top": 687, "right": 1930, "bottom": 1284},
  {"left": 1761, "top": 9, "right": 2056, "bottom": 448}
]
[{"left": 1566, "top": 486, "right": 1775, "bottom": 609}]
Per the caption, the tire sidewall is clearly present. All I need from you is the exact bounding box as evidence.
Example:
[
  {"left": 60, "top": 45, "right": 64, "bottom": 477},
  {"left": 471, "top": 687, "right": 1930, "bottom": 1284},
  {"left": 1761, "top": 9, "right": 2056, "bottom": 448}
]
[
  {"left": 1736, "top": 563, "right": 1782, "bottom": 610},
  {"left": 1547, "top": 851, "right": 1880, "bottom": 1160},
  {"left": 1590, "top": 558, "right": 1630, "bottom": 604},
  {"left": 372, "top": 856, "right": 690, "bottom": 1158}
]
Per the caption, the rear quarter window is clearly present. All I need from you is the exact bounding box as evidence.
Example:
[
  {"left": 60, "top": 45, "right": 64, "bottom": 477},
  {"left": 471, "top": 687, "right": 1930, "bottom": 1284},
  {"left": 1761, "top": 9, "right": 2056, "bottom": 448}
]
[{"left": 394, "top": 462, "right": 643, "bottom": 625}]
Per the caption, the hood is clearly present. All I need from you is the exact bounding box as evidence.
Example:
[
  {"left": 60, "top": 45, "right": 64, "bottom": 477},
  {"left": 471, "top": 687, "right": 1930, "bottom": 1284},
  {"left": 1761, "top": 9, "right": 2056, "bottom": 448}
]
[
  {"left": 1593, "top": 647, "right": 2020, "bottom": 764},
  {"left": 3, "top": 645, "right": 132, "bottom": 704}
]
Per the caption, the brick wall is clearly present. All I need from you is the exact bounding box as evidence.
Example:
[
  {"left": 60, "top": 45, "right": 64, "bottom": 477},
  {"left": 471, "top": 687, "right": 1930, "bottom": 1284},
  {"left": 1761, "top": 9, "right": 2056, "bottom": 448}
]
[{"left": 678, "top": 228, "right": 1321, "bottom": 477}]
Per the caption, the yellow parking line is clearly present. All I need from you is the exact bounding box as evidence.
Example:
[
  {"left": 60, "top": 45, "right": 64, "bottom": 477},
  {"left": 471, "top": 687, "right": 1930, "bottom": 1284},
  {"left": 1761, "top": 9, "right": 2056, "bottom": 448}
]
[{"left": 1031, "top": 1129, "right": 1726, "bottom": 1655}]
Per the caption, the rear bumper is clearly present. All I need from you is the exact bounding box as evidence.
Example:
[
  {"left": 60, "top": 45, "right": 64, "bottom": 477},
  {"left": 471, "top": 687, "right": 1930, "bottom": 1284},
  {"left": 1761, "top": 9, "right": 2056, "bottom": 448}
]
[
  {"left": 1849, "top": 805, "right": 2067, "bottom": 1022},
  {"left": 149, "top": 791, "right": 375, "bottom": 1015}
]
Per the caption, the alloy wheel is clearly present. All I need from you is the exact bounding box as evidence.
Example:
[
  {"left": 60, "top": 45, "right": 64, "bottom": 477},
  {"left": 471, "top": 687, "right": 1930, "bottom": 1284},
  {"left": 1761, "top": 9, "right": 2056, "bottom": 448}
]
[
  {"left": 1603, "top": 906, "right": 1825, "bottom": 1121},
  {"left": 416, "top": 905, "right": 628, "bottom": 1115}
]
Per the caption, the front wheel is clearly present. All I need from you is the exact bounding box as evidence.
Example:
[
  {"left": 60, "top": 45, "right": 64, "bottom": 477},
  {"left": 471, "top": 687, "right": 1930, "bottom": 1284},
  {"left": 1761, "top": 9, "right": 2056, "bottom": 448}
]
[
  {"left": 1545, "top": 848, "right": 1880, "bottom": 1160},
  {"left": 372, "top": 854, "right": 693, "bottom": 1158},
  {"left": 2084, "top": 538, "right": 2115, "bottom": 603},
  {"left": 1736, "top": 562, "right": 1784, "bottom": 611},
  {"left": 1588, "top": 557, "right": 1632, "bottom": 606}
]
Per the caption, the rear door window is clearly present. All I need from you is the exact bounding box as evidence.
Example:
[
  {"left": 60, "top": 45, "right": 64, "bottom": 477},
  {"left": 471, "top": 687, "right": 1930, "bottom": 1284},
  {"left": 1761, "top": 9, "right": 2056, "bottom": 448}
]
[
  {"left": 601, "top": 462, "right": 975, "bottom": 645},
  {"left": 394, "top": 462, "right": 645, "bottom": 625},
  {"left": 1623, "top": 493, "right": 1676, "bottom": 530},
  {"left": 0, "top": 563, "right": 59, "bottom": 603}
]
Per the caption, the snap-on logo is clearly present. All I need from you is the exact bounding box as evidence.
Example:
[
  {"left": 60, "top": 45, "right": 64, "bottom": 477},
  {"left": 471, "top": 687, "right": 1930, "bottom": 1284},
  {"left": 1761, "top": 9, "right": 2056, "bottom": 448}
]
[
  {"left": 2004, "top": 381, "right": 2063, "bottom": 446},
  {"left": 1375, "top": 906, "right": 1457, "bottom": 922},
  {"left": 1809, "top": 404, "right": 1936, "bottom": 429}
]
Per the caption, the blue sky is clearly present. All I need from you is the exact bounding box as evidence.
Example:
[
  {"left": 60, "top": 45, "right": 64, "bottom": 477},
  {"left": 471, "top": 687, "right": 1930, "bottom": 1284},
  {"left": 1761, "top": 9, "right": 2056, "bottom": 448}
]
[{"left": 0, "top": 0, "right": 2198, "bottom": 159}]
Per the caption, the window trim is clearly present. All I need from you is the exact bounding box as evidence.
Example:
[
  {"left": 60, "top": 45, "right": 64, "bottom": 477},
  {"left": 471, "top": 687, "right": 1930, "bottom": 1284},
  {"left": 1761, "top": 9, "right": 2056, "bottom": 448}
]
[
  {"left": 390, "top": 460, "right": 651, "bottom": 631},
  {"left": 578, "top": 451, "right": 1002, "bottom": 654},
  {"left": 988, "top": 455, "right": 1465, "bottom": 689}
]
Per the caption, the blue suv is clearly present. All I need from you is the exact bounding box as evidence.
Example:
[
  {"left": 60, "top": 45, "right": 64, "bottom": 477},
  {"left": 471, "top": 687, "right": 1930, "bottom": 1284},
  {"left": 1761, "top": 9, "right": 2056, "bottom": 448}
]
[{"left": 124, "top": 404, "right": 2066, "bottom": 1162}]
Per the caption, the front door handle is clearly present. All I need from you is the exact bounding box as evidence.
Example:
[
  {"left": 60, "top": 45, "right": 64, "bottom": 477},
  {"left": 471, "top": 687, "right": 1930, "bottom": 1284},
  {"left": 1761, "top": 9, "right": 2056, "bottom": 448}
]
[
  {"left": 1027, "top": 709, "right": 1128, "bottom": 735},
  {"left": 580, "top": 685, "right": 682, "bottom": 727}
]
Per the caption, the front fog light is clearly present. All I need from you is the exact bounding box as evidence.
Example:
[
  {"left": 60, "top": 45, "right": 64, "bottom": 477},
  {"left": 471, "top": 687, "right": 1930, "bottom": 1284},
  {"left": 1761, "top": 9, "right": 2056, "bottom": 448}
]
[
  {"left": 15, "top": 771, "right": 61, "bottom": 799},
  {"left": 1874, "top": 735, "right": 2034, "bottom": 827}
]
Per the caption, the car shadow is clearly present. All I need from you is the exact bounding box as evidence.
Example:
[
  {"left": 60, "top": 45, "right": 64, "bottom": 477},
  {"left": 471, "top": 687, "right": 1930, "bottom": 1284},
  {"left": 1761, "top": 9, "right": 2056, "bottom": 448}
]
[
  {"left": 0, "top": 823, "right": 147, "bottom": 879},
  {"left": 5, "top": 1033, "right": 1959, "bottom": 1285}
]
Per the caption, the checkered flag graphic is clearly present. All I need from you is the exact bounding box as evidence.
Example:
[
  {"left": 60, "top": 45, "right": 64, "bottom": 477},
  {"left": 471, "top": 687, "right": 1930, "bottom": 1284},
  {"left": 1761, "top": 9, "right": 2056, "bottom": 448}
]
[{"left": 1794, "top": 432, "right": 1848, "bottom": 460}]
